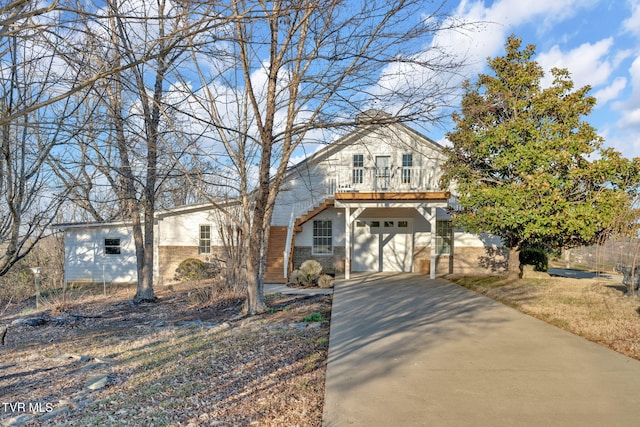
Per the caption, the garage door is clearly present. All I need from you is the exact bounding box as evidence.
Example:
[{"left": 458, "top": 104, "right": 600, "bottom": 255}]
[{"left": 352, "top": 219, "right": 413, "bottom": 272}]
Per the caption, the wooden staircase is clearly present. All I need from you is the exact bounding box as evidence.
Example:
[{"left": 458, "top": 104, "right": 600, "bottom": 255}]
[
  {"left": 264, "top": 226, "right": 288, "bottom": 283},
  {"left": 294, "top": 199, "right": 335, "bottom": 231},
  {"left": 264, "top": 199, "right": 335, "bottom": 284}
]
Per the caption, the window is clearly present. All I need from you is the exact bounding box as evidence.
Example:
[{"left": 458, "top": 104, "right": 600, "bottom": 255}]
[
  {"left": 370, "top": 221, "right": 380, "bottom": 228},
  {"left": 104, "top": 238, "right": 121, "bottom": 255},
  {"left": 402, "top": 154, "right": 413, "bottom": 184},
  {"left": 313, "top": 220, "right": 332, "bottom": 254},
  {"left": 375, "top": 156, "right": 391, "bottom": 189},
  {"left": 384, "top": 221, "right": 394, "bottom": 228},
  {"left": 352, "top": 154, "right": 364, "bottom": 184},
  {"left": 398, "top": 221, "right": 409, "bottom": 228},
  {"left": 199, "top": 225, "right": 211, "bottom": 254},
  {"left": 436, "top": 221, "right": 452, "bottom": 255}
]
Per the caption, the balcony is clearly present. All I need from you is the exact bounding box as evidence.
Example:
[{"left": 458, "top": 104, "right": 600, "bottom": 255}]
[{"left": 326, "top": 166, "right": 442, "bottom": 194}]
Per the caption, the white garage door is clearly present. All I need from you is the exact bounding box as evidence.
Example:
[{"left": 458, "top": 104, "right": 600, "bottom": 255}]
[{"left": 352, "top": 219, "right": 413, "bottom": 272}]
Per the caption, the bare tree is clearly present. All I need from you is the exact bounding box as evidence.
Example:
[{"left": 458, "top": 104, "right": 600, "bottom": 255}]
[
  {"left": 0, "top": 0, "right": 220, "bottom": 279},
  {"left": 181, "top": 0, "right": 468, "bottom": 313},
  {"left": 0, "top": 1, "right": 76, "bottom": 275},
  {"left": 50, "top": 0, "right": 228, "bottom": 302}
]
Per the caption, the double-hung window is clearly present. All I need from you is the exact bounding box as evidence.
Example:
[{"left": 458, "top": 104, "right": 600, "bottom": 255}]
[
  {"left": 402, "top": 154, "right": 413, "bottom": 184},
  {"left": 199, "top": 225, "right": 211, "bottom": 254},
  {"left": 104, "top": 238, "right": 121, "bottom": 255},
  {"left": 436, "top": 220, "right": 452, "bottom": 255},
  {"left": 352, "top": 154, "right": 364, "bottom": 184},
  {"left": 313, "top": 220, "right": 332, "bottom": 254}
]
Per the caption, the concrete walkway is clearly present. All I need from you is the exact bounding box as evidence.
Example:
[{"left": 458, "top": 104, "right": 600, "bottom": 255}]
[{"left": 323, "top": 273, "right": 640, "bottom": 426}]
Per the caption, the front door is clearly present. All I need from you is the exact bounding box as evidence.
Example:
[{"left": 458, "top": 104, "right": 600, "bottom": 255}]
[
  {"left": 375, "top": 156, "right": 391, "bottom": 190},
  {"left": 352, "top": 219, "right": 413, "bottom": 272}
]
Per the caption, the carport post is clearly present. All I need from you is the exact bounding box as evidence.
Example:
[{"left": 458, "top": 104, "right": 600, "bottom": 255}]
[
  {"left": 429, "top": 208, "right": 436, "bottom": 279},
  {"left": 345, "top": 206, "right": 351, "bottom": 280},
  {"left": 418, "top": 204, "right": 437, "bottom": 280}
]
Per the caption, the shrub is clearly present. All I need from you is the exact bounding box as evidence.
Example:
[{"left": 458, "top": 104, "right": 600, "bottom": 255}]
[
  {"left": 299, "top": 260, "right": 322, "bottom": 286},
  {"left": 302, "top": 312, "right": 325, "bottom": 322},
  {"left": 318, "top": 274, "right": 334, "bottom": 288},
  {"left": 175, "top": 258, "right": 208, "bottom": 281},
  {"left": 289, "top": 269, "right": 304, "bottom": 285},
  {"left": 520, "top": 247, "right": 548, "bottom": 272}
]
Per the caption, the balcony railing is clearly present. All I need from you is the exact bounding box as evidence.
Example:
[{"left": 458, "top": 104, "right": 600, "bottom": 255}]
[{"left": 326, "top": 166, "right": 441, "bottom": 194}]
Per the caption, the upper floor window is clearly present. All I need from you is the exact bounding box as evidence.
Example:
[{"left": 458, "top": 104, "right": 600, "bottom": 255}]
[
  {"left": 104, "top": 238, "right": 121, "bottom": 255},
  {"left": 402, "top": 154, "right": 413, "bottom": 184},
  {"left": 313, "top": 220, "right": 332, "bottom": 255},
  {"left": 352, "top": 154, "right": 364, "bottom": 184},
  {"left": 199, "top": 225, "right": 211, "bottom": 254}
]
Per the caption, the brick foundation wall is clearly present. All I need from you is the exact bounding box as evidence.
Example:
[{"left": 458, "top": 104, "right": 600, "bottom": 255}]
[
  {"left": 292, "top": 246, "right": 346, "bottom": 276},
  {"left": 414, "top": 245, "right": 508, "bottom": 275},
  {"left": 453, "top": 246, "right": 508, "bottom": 275}
]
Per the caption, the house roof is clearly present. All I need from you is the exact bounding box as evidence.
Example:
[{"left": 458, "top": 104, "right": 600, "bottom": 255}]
[
  {"left": 285, "top": 111, "right": 444, "bottom": 175},
  {"left": 55, "top": 220, "right": 132, "bottom": 231}
]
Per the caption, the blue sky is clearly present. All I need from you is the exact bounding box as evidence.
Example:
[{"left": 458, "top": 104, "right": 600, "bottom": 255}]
[{"left": 430, "top": 0, "right": 640, "bottom": 159}]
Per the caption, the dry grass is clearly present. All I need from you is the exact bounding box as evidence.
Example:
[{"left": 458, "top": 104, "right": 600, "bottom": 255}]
[
  {"left": 0, "top": 281, "right": 331, "bottom": 426},
  {"left": 448, "top": 273, "right": 640, "bottom": 360}
]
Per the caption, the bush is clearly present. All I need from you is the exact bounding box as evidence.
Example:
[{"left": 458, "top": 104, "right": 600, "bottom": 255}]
[
  {"left": 289, "top": 269, "right": 304, "bottom": 285},
  {"left": 520, "top": 247, "right": 548, "bottom": 272},
  {"left": 175, "top": 258, "right": 209, "bottom": 281},
  {"left": 0, "top": 235, "right": 64, "bottom": 305},
  {"left": 299, "top": 260, "right": 322, "bottom": 286},
  {"left": 318, "top": 274, "right": 334, "bottom": 288}
]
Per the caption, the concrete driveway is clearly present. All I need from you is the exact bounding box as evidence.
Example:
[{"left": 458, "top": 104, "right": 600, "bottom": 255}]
[{"left": 323, "top": 273, "right": 640, "bottom": 426}]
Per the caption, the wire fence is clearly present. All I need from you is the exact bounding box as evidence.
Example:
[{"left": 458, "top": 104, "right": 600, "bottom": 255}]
[{"left": 563, "top": 237, "right": 640, "bottom": 272}]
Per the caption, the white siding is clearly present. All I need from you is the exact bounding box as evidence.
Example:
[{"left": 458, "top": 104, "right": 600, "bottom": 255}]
[
  {"left": 295, "top": 208, "right": 345, "bottom": 248},
  {"left": 273, "top": 124, "right": 448, "bottom": 226},
  {"left": 158, "top": 210, "right": 226, "bottom": 247},
  {"left": 64, "top": 225, "right": 137, "bottom": 284}
]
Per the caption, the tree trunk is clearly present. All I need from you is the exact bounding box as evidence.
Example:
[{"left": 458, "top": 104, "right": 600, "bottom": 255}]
[
  {"left": 134, "top": 207, "right": 156, "bottom": 303},
  {"left": 507, "top": 247, "right": 522, "bottom": 280},
  {"left": 245, "top": 231, "right": 266, "bottom": 315}
]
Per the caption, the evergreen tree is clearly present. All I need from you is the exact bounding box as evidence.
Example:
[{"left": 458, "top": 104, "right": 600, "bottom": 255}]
[{"left": 442, "top": 35, "right": 640, "bottom": 278}]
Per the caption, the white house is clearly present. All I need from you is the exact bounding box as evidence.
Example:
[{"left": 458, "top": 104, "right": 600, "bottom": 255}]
[{"left": 58, "top": 111, "right": 507, "bottom": 285}]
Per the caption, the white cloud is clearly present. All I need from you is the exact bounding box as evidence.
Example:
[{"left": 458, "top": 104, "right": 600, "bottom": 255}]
[
  {"left": 593, "top": 77, "right": 627, "bottom": 105},
  {"left": 436, "top": 0, "right": 599, "bottom": 78},
  {"left": 613, "top": 54, "right": 640, "bottom": 124},
  {"left": 536, "top": 38, "right": 622, "bottom": 89},
  {"left": 623, "top": 0, "right": 640, "bottom": 37},
  {"left": 617, "top": 107, "right": 640, "bottom": 128}
]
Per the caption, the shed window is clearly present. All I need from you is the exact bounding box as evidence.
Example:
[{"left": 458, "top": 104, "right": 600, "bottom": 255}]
[
  {"left": 313, "top": 220, "right": 332, "bottom": 255},
  {"left": 199, "top": 225, "right": 211, "bottom": 254},
  {"left": 104, "top": 238, "right": 121, "bottom": 255}
]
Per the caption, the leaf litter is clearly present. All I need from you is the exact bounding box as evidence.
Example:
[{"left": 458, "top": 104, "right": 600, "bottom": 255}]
[{"left": 0, "top": 281, "right": 331, "bottom": 426}]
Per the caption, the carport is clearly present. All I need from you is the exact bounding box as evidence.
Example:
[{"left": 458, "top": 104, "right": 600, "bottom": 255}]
[{"left": 335, "top": 191, "right": 450, "bottom": 279}]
